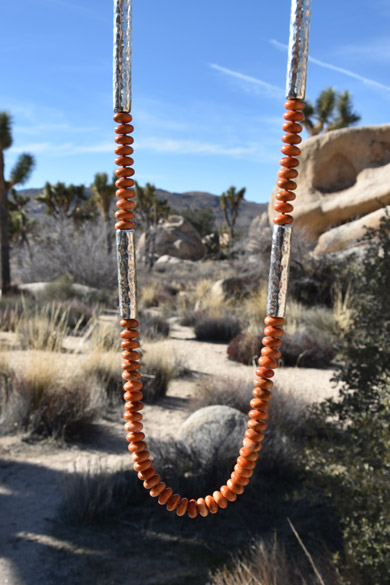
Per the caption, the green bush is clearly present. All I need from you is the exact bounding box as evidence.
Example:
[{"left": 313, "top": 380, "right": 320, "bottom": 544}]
[{"left": 307, "top": 211, "right": 390, "bottom": 584}]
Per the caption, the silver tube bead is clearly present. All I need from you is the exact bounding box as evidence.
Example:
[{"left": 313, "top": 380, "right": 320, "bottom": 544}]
[
  {"left": 116, "top": 230, "right": 137, "bottom": 319},
  {"left": 286, "top": 0, "right": 312, "bottom": 100},
  {"left": 266, "top": 225, "right": 292, "bottom": 318},
  {"left": 114, "top": 0, "right": 132, "bottom": 112}
]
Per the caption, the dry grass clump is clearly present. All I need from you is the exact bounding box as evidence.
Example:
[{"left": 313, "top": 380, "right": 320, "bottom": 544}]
[
  {"left": 16, "top": 302, "right": 78, "bottom": 351},
  {"left": 141, "top": 346, "right": 178, "bottom": 403},
  {"left": 85, "top": 351, "right": 122, "bottom": 405},
  {"left": 209, "top": 537, "right": 342, "bottom": 585},
  {"left": 281, "top": 330, "right": 335, "bottom": 368},
  {"left": 0, "top": 355, "right": 104, "bottom": 439},
  {"left": 60, "top": 461, "right": 146, "bottom": 525},
  {"left": 194, "top": 315, "right": 241, "bottom": 342},
  {"left": 190, "top": 375, "right": 251, "bottom": 414},
  {"left": 227, "top": 331, "right": 262, "bottom": 365},
  {"left": 242, "top": 286, "right": 268, "bottom": 333}
]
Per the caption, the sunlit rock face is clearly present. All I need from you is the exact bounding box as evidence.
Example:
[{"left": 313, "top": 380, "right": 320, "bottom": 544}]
[{"left": 269, "top": 125, "right": 390, "bottom": 254}]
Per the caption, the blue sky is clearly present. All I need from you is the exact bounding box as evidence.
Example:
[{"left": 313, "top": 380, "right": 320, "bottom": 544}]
[{"left": 2, "top": 0, "right": 390, "bottom": 203}]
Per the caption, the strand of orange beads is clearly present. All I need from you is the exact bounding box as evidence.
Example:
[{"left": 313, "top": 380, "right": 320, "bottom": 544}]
[
  {"left": 113, "top": 98, "right": 304, "bottom": 518},
  {"left": 112, "top": 0, "right": 312, "bottom": 519}
]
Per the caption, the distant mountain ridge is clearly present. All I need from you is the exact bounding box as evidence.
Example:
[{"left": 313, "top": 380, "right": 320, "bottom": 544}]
[{"left": 18, "top": 187, "right": 267, "bottom": 232}]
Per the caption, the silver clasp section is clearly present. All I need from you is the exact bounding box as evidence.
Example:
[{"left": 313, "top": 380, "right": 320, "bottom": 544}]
[
  {"left": 116, "top": 229, "right": 137, "bottom": 319},
  {"left": 114, "top": 0, "right": 132, "bottom": 113},
  {"left": 266, "top": 225, "right": 292, "bottom": 318},
  {"left": 286, "top": 0, "right": 312, "bottom": 100}
]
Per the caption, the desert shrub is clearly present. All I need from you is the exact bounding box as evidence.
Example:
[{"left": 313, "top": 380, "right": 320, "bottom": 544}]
[
  {"left": 60, "top": 462, "right": 147, "bottom": 525},
  {"left": 88, "top": 319, "right": 119, "bottom": 352},
  {"left": 141, "top": 347, "right": 177, "bottom": 403},
  {"left": 85, "top": 351, "right": 123, "bottom": 406},
  {"left": 227, "top": 332, "right": 262, "bottom": 365},
  {"left": 194, "top": 316, "right": 241, "bottom": 342},
  {"left": 16, "top": 302, "right": 73, "bottom": 351},
  {"left": 0, "top": 358, "right": 104, "bottom": 439},
  {"left": 281, "top": 329, "right": 335, "bottom": 368},
  {"left": 139, "top": 312, "right": 170, "bottom": 340},
  {"left": 209, "top": 539, "right": 306, "bottom": 585},
  {"left": 20, "top": 217, "right": 118, "bottom": 290},
  {"left": 306, "top": 212, "right": 390, "bottom": 584},
  {"left": 190, "top": 375, "right": 252, "bottom": 414}
]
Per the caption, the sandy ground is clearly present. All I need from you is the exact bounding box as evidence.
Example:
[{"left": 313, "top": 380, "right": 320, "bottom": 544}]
[{"left": 0, "top": 322, "right": 337, "bottom": 585}]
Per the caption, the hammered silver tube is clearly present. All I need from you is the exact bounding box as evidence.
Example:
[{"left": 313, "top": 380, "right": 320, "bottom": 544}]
[
  {"left": 114, "top": 0, "right": 132, "bottom": 112},
  {"left": 286, "top": 0, "right": 312, "bottom": 100},
  {"left": 266, "top": 225, "right": 292, "bottom": 318},
  {"left": 116, "top": 230, "right": 137, "bottom": 319}
]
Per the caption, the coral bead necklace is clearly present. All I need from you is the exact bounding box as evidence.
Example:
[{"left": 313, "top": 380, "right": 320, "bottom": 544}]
[{"left": 113, "top": 0, "right": 312, "bottom": 518}]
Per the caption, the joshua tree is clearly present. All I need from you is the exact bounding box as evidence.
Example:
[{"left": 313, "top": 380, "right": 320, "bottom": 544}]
[
  {"left": 36, "top": 181, "right": 92, "bottom": 224},
  {"left": 91, "top": 172, "right": 116, "bottom": 253},
  {"left": 303, "top": 87, "right": 361, "bottom": 136},
  {"left": 135, "top": 182, "right": 170, "bottom": 268},
  {"left": 0, "top": 111, "right": 35, "bottom": 294},
  {"left": 8, "top": 189, "right": 35, "bottom": 259},
  {"left": 220, "top": 185, "right": 246, "bottom": 246}
]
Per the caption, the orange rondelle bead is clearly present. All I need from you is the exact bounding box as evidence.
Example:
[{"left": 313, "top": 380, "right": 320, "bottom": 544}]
[
  {"left": 132, "top": 449, "right": 150, "bottom": 462},
  {"left": 220, "top": 485, "right": 237, "bottom": 502},
  {"left": 245, "top": 429, "right": 265, "bottom": 443},
  {"left": 253, "top": 388, "right": 272, "bottom": 401},
  {"left": 128, "top": 440, "right": 147, "bottom": 453},
  {"left": 276, "top": 190, "right": 296, "bottom": 202},
  {"left": 138, "top": 467, "right": 155, "bottom": 481},
  {"left": 262, "top": 336, "right": 283, "bottom": 348},
  {"left": 235, "top": 464, "right": 253, "bottom": 478},
  {"left": 115, "top": 123, "right": 134, "bottom": 134},
  {"left": 282, "top": 121, "right": 302, "bottom": 133},
  {"left": 258, "top": 356, "right": 278, "bottom": 369},
  {"left": 284, "top": 110, "right": 305, "bottom": 121},
  {"left": 247, "top": 418, "right": 268, "bottom": 430},
  {"left": 284, "top": 99, "right": 305, "bottom": 110},
  {"left": 166, "top": 494, "right": 181, "bottom": 511},
  {"left": 197, "top": 498, "right": 210, "bottom": 516},
  {"left": 144, "top": 474, "right": 161, "bottom": 490},
  {"left": 256, "top": 367, "right": 275, "bottom": 378},
  {"left": 237, "top": 456, "right": 256, "bottom": 469},
  {"left": 261, "top": 347, "right": 281, "bottom": 359},
  {"left": 213, "top": 491, "right": 228, "bottom": 509},
  {"left": 150, "top": 482, "right": 167, "bottom": 498},
  {"left": 115, "top": 145, "right": 134, "bottom": 155},
  {"left": 273, "top": 214, "right": 294, "bottom": 225},
  {"left": 134, "top": 460, "right": 152, "bottom": 472},
  {"left": 282, "top": 133, "right": 302, "bottom": 145},
  {"left": 280, "top": 156, "right": 300, "bottom": 168},
  {"left": 281, "top": 144, "right": 301, "bottom": 157},
  {"left": 126, "top": 432, "right": 145, "bottom": 443},
  {"left": 248, "top": 409, "right": 269, "bottom": 421},
  {"left": 158, "top": 488, "right": 173, "bottom": 506},
  {"left": 264, "top": 316, "right": 285, "bottom": 327},
  {"left": 124, "top": 420, "right": 143, "bottom": 432},
  {"left": 113, "top": 112, "right": 132, "bottom": 123},
  {"left": 278, "top": 168, "right": 298, "bottom": 179},
  {"left": 264, "top": 326, "right": 285, "bottom": 338},
  {"left": 277, "top": 179, "right": 297, "bottom": 191},
  {"left": 227, "top": 479, "right": 245, "bottom": 495},
  {"left": 205, "top": 495, "right": 219, "bottom": 514},
  {"left": 187, "top": 499, "right": 199, "bottom": 518},
  {"left": 115, "top": 135, "right": 134, "bottom": 145}
]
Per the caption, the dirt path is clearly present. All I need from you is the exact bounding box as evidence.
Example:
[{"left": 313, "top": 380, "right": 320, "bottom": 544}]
[{"left": 0, "top": 322, "right": 336, "bottom": 585}]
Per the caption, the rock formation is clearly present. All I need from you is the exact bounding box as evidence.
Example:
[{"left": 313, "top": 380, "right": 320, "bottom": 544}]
[
  {"left": 268, "top": 125, "right": 390, "bottom": 254},
  {"left": 137, "top": 215, "right": 206, "bottom": 261}
]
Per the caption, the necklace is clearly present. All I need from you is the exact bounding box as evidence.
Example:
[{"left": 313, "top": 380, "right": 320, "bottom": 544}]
[{"left": 112, "top": 0, "right": 312, "bottom": 518}]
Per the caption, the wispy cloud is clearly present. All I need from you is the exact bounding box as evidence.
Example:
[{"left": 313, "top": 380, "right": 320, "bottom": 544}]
[
  {"left": 209, "top": 63, "right": 283, "bottom": 98},
  {"left": 10, "top": 138, "right": 258, "bottom": 158},
  {"left": 270, "top": 39, "right": 390, "bottom": 92},
  {"left": 338, "top": 38, "right": 390, "bottom": 63}
]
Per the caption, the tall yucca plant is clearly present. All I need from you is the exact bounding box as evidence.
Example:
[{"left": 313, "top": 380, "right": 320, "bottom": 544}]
[
  {"left": 220, "top": 185, "right": 246, "bottom": 248},
  {"left": 0, "top": 111, "right": 35, "bottom": 294},
  {"left": 91, "top": 172, "right": 116, "bottom": 253},
  {"left": 303, "top": 87, "right": 361, "bottom": 136}
]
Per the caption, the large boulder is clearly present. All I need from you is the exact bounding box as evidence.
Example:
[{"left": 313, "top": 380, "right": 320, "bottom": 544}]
[
  {"left": 179, "top": 405, "right": 247, "bottom": 467},
  {"left": 247, "top": 211, "right": 272, "bottom": 254},
  {"left": 314, "top": 206, "right": 390, "bottom": 256},
  {"left": 269, "top": 125, "right": 390, "bottom": 243},
  {"left": 137, "top": 215, "right": 206, "bottom": 261}
]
